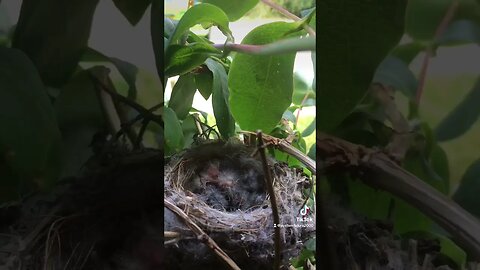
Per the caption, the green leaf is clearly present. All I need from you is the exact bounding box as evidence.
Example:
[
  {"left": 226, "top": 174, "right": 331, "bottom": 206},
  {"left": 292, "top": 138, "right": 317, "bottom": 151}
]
[
  {"left": 168, "top": 3, "right": 232, "bottom": 46},
  {"left": 292, "top": 73, "right": 315, "bottom": 106},
  {"left": 199, "top": 0, "right": 259, "bottom": 21},
  {"left": 436, "top": 19, "right": 480, "bottom": 46},
  {"left": 54, "top": 70, "right": 106, "bottom": 178},
  {"left": 302, "top": 118, "right": 316, "bottom": 137},
  {"left": 82, "top": 48, "right": 139, "bottom": 99},
  {"left": 373, "top": 56, "right": 418, "bottom": 98},
  {"left": 317, "top": 0, "right": 407, "bottom": 132},
  {"left": 228, "top": 22, "right": 300, "bottom": 133},
  {"left": 391, "top": 42, "right": 426, "bottom": 64},
  {"left": 405, "top": 0, "right": 452, "bottom": 41},
  {"left": 163, "top": 106, "right": 184, "bottom": 155},
  {"left": 80, "top": 48, "right": 163, "bottom": 109},
  {"left": 205, "top": 58, "right": 235, "bottom": 138},
  {"left": 435, "top": 76, "right": 480, "bottom": 141},
  {"left": 0, "top": 47, "right": 62, "bottom": 202},
  {"left": 453, "top": 158, "right": 480, "bottom": 217},
  {"left": 12, "top": 0, "right": 98, "bottom": 86},
  {"left": 168, "top": 73, "right": 197, "bottom": 120},
  {"left": 195, "top": 68, "right": 213, "bottom": 99},
  {"left": 112, "top": 0, "right": 151, "bottom": 25},
  {"left": 165, "top": 43, "right": 221, "bottom": 77},
  {"left": 164, "top": 17, "right": 177, "bottom": 38}
]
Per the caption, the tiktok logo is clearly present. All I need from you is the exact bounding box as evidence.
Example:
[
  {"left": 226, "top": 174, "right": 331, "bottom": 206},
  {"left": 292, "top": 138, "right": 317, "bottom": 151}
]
[{"left": 300, "top": 205, "right": 310, "bottom": 216}]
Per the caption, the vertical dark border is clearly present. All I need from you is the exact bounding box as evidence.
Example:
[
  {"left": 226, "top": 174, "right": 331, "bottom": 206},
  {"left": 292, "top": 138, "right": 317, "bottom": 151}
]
[{"left": 151, "top": 0, "right": 166, "bottom": 266}]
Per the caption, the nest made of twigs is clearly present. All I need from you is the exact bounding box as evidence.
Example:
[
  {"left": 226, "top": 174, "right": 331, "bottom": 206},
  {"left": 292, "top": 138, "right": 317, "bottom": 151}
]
[{"left": 164, "top": 140, "right": 316, "bottom": 269}]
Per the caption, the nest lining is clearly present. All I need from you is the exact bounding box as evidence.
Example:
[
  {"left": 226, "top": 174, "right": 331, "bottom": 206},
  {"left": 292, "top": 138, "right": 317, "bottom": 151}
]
[{"left": 164, "top": 140, "right": 315, "bottom": 269}]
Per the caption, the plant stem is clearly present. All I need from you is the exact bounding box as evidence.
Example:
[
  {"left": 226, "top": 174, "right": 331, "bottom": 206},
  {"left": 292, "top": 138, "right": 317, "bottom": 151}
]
[
  {"left": 260, "top": 0, "right": 316, "bottom": 36},
  {"left": 415, "top": 0, "right": 459, "bottom": 105},
  {"left": 257, "top": 131, "right": 282, "bottom": 270}
]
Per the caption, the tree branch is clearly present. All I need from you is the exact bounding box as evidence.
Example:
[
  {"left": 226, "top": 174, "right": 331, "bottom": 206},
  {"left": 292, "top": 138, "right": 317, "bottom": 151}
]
[
  {"left": 317, "top": 133, "right": 480, "bottom": 259},
  {"left": 257, "top": 131, "right": 281, "bottom": 270}
]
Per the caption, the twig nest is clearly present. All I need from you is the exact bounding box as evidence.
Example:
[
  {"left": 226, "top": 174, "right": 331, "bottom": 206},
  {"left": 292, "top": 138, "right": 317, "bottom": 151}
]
[{"left": 164, "top": 140, "right": 315, "bottom": 269}]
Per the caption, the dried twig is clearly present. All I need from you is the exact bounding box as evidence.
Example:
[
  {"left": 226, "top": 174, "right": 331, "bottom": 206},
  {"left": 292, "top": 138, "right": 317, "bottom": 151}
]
[
  {"left": 257, "top": 131, "right": 281, "bottom": 270},
  {"left": 318, "top": 133, "right": 480, "bottom": 259},
  {"left": 163, "top": 199, "right": 241, "bottom": 270}
]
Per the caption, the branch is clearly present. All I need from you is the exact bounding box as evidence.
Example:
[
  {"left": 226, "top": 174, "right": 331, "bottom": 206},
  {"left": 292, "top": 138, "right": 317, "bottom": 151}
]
[
  {"left": 164, "top": 199, "right": 241, "bottom": 270},
  {"left": 415, "top": 0, "right": 459, "bottom": 104},
  {"left": 260, "top": 0, "right": 316, "bottom": 36},
  {"left": 213, "top": 36, "right": 315, "bottom": 56},
  {"left": 241, "top": 131, "right": 316, "bottom": 174},
  {"left": 257, "top": 131, "right": 281, "bottom": 270},
  {"left": 317, "top": 133, "right": 480, "bottom": 260}
]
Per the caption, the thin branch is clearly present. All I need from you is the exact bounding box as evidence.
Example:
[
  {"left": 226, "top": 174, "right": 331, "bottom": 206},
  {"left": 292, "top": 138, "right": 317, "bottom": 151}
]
[
  {"left": 257, "top": 131, "right": 281, "bottom": 270},
  {"left": 415, "top": 0, "right": 459, "bottom": 104},
  {"left": 213, "top": 36, "right": 315, "bottom": 56},
  {"left": 241, "top": 131, "right": 316, "bottom": 174},
  {"left": 260, "top": 0, "right": 316, "bottom": 36},
  {"left": 317, "top": 133, "right": 480, "bottom": 260},
  {"left": 163, "top": 199, "right": 241, "bottom": 270}
]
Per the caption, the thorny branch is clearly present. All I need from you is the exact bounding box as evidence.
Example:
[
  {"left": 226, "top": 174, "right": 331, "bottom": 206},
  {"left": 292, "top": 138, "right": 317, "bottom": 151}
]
[
  {"left": 257, "top": 131, "right": 281, "bottom": 270},
  {"left": 317, "top": 133, "right": 480, "bottom": 260},
  {"left": 163, "top": 199, "right": 241, "bottom": 270}
]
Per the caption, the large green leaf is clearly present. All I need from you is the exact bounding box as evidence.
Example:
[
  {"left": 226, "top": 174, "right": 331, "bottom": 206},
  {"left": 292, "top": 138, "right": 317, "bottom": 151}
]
[
  {"left": 373, "top": 56, "right": 418, "bottom": 98},
  {"left": 199, "top": 0, "right": 259, "bottom": 21},
  {"left": 12, "top": 0, "right": 99, "bottom": 87},
  {"left": 167, "top": 3, "right": 232, "bottom": 46},
  {"left": 405, "top": 0, "right": 452, "bottom": 41},
  {"left": 165, "top": 43, "right": 221, "bottom": 77},
  {"left": 317, "top": 0, "right": 406, "bottom": 132},
  {"left": 54, "top": 70, "right": 106, "bottom": 178},
  {"left": 195, "top": 68, "right": 214, "bottom": 99},
  {"left": 205, "top": 58, "right": 235, "bottom": 139},
  {"left": 435, "top": 76, "right": 480, "bottom": 141},
  {"left": 0, "top": 47, "right": 62, "bottom": 202},
  {"left": 164, "top": 106, "right": 184, "bottom": 155},
  {"left": 168, "top": 73, "right": 197, "bottom": 120},
  {"left": 453, "top": 158, "right": 480, "bottom": 217},
  {"left": 112, "top": 0, "right": 151, "bottom": 25},
  {"left": 228, "top": 22, "right": 301, "bottom": 133}
]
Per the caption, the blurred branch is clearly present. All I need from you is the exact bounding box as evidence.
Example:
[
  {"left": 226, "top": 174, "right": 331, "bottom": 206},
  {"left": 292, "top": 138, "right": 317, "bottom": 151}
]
[
  {"left": 415, "top": 0, "right": 460, "bottom": 104},
  {"left": 317, "top": 133, "right": 480, "bottom": 260}
]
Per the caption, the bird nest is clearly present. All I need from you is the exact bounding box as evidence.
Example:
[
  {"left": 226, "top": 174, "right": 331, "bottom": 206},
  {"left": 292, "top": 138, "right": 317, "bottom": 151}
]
[{"left": 164, "top": 140, "right": 316, "bottom": 269}]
